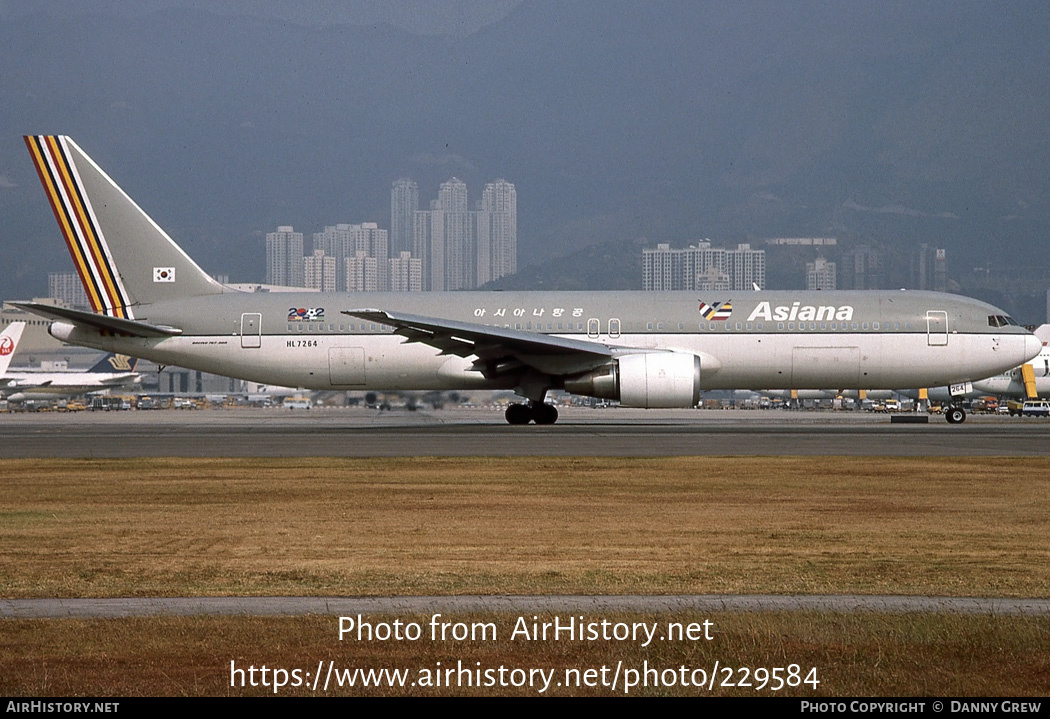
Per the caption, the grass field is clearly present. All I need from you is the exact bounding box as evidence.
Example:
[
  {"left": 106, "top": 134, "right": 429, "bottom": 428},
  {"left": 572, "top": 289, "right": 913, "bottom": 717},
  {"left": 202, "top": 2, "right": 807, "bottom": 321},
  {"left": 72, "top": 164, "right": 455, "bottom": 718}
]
[
  {"left": 2, "top": 612, "right": 1048, "bottom": 696},
  {"left": 1, "top": 456, "right": 1048, "bottom": 598},
  {"left": 2, "top": 456, "right": 1048, "bottom": 696}
]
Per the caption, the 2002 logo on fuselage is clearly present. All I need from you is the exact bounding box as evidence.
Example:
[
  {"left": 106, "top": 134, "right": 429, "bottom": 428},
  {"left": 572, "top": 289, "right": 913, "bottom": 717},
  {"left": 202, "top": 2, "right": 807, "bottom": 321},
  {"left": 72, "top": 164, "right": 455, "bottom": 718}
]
[{"left": 288, "top": 307, "right": 325, "bottom": 322}]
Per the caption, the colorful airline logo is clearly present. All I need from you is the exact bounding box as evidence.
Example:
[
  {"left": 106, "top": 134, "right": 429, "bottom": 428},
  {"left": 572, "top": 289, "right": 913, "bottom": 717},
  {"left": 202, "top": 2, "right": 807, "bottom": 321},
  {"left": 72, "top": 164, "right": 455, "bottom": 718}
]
[
  {"left": 288, "top": 307, "right": 326, "bottom": 322},
  {"left": 108, "top": 355, "right": 134, "bottom": 371},
  {"left": 0, "top": 336, "right": 14, "bottom": 356},
  {"left": 24, "top": 136, "right": 133, "bottom": 319},
  {"left": 747, "top": 301, "right": 855, "bottom": 322},
  {"left": 698, "top": 300, "right": 733, "bottom": 321}
]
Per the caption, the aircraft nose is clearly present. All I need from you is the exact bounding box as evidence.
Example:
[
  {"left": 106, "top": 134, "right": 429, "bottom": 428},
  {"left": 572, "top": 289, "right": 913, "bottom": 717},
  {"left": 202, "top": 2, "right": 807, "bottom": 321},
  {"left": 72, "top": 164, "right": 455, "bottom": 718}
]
[{"left": 1024, "top": 333, "right": 1043, "bottom": 363}]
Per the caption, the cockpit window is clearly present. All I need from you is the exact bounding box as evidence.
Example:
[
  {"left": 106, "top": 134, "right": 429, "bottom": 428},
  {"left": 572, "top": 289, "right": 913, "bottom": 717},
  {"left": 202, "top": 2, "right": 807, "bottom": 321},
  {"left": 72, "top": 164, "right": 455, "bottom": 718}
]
[{"left": 988, "top": 315, "right": 1019, "bottom": 328}]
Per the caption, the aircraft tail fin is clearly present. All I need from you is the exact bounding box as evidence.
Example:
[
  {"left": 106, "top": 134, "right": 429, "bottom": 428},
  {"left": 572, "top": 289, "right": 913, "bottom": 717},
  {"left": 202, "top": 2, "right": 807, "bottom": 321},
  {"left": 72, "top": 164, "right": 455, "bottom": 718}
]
[
  {"left": 88, "top": 353, "right": 140, "bottom": 374},
  {"left": 0, "top": 322, "right": 26, "bottom": 376},
  {"left": 24, "top": 136, "right": 225, "bottom": 320}
]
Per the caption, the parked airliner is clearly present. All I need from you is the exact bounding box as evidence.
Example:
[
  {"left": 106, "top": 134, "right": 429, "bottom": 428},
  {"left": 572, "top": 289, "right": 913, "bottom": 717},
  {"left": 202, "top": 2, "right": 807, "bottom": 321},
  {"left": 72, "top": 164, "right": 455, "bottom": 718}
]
[
  {"left": 0, "top": 322, "right": 26, "bottom": 378},
  {"left": 1, "top": 353, "right": 141, "bottom": 402},
  {"left": 16, "top": 136, "right": 1041, "bottom": 424}
]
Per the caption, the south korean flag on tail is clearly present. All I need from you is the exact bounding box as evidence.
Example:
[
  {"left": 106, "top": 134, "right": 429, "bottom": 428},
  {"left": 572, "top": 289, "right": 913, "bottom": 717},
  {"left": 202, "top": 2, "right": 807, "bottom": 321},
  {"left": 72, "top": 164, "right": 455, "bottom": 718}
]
[
  {"left": 153, "top": 267, "right": 175, "bottom": 283},
  {"left": 698, "top": 300, "right": 732, "bottom": 321}
]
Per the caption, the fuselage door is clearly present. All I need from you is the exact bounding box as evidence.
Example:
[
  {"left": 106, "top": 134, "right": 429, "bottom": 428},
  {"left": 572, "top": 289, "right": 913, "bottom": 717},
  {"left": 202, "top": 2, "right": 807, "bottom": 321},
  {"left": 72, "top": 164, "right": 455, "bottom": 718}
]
[
  {"left": 926, "top": 310, "right": 948, "bottom": 346},
  {"left": 240, "top": 313, "right": 262, "bottom": 349}
]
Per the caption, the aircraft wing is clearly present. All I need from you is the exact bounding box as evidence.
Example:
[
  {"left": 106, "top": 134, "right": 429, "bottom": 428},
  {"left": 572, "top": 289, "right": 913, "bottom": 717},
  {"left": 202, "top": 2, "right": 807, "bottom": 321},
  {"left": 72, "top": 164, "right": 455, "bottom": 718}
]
[
  {"left": 11, "top": 302, "right": 182, "bottom": 338},
  {"left": 344, "top": 308, "right": 615, "bottom": 377}
]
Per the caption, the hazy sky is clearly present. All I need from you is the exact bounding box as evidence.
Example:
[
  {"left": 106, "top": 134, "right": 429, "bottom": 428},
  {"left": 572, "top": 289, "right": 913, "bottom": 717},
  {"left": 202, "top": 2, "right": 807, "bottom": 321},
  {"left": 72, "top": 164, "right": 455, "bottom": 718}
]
[{"left": 1, "top": 1, "right": 1047, "bottom": 301}]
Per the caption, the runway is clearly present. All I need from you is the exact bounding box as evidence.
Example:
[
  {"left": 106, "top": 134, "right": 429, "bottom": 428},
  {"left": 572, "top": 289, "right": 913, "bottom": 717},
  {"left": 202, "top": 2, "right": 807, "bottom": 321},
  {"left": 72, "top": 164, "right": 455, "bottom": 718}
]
[{"left": 1, "top": 406, "right": 1047, "bottom": 457}]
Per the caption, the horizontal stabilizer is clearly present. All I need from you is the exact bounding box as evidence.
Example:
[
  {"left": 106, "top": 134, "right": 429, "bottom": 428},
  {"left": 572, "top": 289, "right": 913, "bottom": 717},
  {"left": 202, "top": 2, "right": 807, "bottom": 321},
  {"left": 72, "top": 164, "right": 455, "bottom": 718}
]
[{"left": 12, "top": 302, "right": 182, "bottom": 338}]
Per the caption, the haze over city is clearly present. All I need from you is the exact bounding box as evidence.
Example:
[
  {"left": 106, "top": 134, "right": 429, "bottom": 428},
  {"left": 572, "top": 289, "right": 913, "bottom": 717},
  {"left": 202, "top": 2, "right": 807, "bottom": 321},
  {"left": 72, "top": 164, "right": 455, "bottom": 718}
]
[{"left": 1, "top": 1, "right": 1048, "bottom": 319}]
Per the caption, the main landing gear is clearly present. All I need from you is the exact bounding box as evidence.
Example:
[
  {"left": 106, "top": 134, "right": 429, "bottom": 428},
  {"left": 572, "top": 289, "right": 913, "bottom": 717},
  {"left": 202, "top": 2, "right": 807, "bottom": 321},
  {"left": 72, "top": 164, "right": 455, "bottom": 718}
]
[
  {"left": 944, "top": 405, "right": 967, "bottom": 424},
  {"left": 505, "top": 402, "right": 559, "bottom": 425}
]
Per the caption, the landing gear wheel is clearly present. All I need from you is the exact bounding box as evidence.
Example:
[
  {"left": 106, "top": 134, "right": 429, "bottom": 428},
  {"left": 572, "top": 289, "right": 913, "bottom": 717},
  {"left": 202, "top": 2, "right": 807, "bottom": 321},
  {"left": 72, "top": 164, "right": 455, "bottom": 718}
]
[
  {"left": 505, "top": 403, "right": 532, "bottom": 425},
  {"left": 532, "top": 403, "right": 559, "bottom": 425},
  {"left": 945, "top": 406, "right": 966, "bottom": 424}
]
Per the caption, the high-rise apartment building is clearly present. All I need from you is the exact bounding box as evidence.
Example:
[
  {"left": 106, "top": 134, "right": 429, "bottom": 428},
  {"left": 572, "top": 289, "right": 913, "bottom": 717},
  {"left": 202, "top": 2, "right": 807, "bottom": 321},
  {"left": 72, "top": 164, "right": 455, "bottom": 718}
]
[
  {"left": 313, "top": 223, "right": 389, "bottom": 290},
  {"left": 415, "top": 204, "right": 444, "bottom": 291},
  {"left": 724, "top": 243, "right": 765, "bottom": 291},
  {"left": 346, "top": 251, "right": 379, "bottom": 292},
  {"left": 266, "top": 226, "right": 304, "bottom": 287},
  {"left": 390, "top": 178, "right": 418, "bottom": 257},
  {"left": 438, "top": 178, "right": 472, "bottom": 290},
  {"left": 840, "top": 245, "right": 882, "bottom": 290},
  {"left": 914, "top": 244, "right": 947, "bottom": 292},
  {"left": 475, "top": 179, "right": 517, "bottom": 286},
  {"left": 48, "top": 271, "right": 90, "bottom": 309},
  {"left": 413, "top": 178, "right": 477, "bottom": 291},
  {"left": 389, "top": 251, "right": 423, "bottom": 292},
  {"left": 643, "top": 242, "right": 765, "bottom": 292},
  {"left": 350, "top": 223, "right": 389, "bottom": 270},
  {"left": 312, "top": 224, "right": 352, "bottom": 288},
  {"left": 806, "top": 256, "right": 837, "bottom": 290},
  {"left": 304, "top": 250, "right": 337, "bottom": 292}
]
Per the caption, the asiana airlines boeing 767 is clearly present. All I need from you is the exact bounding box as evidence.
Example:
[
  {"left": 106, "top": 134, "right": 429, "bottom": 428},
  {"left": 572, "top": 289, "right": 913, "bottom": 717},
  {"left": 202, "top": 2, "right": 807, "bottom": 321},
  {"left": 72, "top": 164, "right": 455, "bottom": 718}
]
[{"left": 16, "top": 136, "right": 1041, "bottom": 424}]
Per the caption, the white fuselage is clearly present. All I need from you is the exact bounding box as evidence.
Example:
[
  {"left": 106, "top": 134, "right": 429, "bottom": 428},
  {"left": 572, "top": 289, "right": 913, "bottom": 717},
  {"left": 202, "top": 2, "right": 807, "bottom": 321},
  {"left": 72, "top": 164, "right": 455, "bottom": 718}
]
[
  {"left": 52, "top": 320, "right": 1036, "bottom": 395},
  {"left": 1, "top": 369, "right": 141, "bottom": 400}
]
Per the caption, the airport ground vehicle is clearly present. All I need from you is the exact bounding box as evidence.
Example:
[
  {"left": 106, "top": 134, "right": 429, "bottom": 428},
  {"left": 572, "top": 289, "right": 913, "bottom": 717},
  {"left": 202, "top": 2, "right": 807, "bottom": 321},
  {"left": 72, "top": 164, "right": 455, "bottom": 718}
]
[{"left": 1020, "top": 400, "right": 1050, "bottom": 417}]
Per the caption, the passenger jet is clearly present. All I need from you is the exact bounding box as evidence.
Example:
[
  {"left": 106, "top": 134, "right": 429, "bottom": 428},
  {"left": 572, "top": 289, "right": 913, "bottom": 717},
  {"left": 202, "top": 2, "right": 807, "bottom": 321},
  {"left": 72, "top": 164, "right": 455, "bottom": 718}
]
[{"left": 16, "top": 136, "right": 1042, "bottom": 424}]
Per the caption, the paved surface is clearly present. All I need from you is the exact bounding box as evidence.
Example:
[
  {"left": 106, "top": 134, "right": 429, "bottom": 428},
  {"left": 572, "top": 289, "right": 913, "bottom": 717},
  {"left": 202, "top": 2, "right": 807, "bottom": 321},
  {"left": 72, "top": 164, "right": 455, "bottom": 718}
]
[
  {"left": 5, "top": 595, "right": 1050, "bottom": 619},
  {"left": 2, "top": 407, "right": 1048, "bottom": 457}
]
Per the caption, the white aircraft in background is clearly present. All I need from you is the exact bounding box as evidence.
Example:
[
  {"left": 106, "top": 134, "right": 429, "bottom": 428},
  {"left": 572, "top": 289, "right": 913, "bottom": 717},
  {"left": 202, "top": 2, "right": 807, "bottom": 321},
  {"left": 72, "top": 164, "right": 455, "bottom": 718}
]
[
  {"left": 15, "top": 135, "right": 1042, "bottom": 425},
  {"left": 0, "top": 322, "right": 27, "bottom": 378},
  {"left": 1, "top": 352, "right": 141, "bottom": 402}
]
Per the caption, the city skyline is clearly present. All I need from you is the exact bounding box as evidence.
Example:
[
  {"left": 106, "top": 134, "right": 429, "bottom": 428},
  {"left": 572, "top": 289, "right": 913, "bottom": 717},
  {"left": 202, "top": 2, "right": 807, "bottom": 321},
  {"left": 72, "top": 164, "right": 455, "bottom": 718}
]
[{"left": 264, "top": 176, "right": 517, "bottom": 293}]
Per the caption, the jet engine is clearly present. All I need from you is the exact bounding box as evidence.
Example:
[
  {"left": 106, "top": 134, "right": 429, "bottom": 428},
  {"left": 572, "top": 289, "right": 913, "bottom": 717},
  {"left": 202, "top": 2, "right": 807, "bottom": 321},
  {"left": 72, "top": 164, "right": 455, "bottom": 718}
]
[{"left": 563, "top": 352, "right": 701, "bottom": 408}]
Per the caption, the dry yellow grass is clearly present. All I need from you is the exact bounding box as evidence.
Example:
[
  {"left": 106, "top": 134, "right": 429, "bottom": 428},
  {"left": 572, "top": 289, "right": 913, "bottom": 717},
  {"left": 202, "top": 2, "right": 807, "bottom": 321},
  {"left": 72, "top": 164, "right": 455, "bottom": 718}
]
[
  {"left": 1, "top": 456, "right": 1047, "bottom": 598},
  {"left": 2, "top": 612, "right": 1048, "bottom": 696}
]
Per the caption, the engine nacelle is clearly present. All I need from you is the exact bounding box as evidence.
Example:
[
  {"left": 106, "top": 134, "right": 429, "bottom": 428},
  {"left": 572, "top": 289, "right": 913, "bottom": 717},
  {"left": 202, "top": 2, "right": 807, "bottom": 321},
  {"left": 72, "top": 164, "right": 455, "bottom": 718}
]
[{"left": 563, "top": 352, "right": 701, "bottom": 408}]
